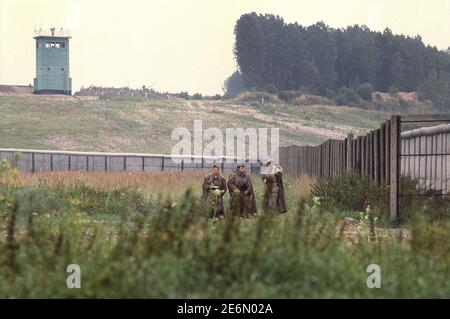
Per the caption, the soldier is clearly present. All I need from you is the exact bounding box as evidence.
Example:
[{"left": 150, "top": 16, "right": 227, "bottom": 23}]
[
  {"left": 202, "top": 164, "right": 227, "bottom": 218},
  {"left": 227, "top": 163, "right": 258, "bottom": 218},
  {"left": 261, "top": 159, "right": 287, "bottom": 214}
]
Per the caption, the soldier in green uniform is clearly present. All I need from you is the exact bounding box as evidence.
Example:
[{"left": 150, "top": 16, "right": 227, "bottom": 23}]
[
  {"left": 261, "top": 159, "right": 287, "bottom": 214},
  {"left": 202, "top": 164, "right": 227, "bottom": 218},
  {"left": 227, "top": 163, "right": 258, "bottom": 218}
]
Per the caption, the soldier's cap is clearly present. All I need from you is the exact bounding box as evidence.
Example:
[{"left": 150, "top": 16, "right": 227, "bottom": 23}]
[
  {"left": 236, "top": 163, "right": 246, "bottom": 168},
  {"left": 212, "top": 164, "right": 220, "bottom": 169}
]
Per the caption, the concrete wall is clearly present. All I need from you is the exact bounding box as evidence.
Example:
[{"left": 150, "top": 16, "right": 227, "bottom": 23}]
[{"left": 0, "top": 149, "right": 262, "bottom": 175}]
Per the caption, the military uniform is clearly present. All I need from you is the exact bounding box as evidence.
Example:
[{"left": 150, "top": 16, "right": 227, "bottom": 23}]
[
  {"left": 202, "top": 173, "right": 227, "bottom": 217},
  {"left": 227, "top": 168, "right": 258, "bottom": 218},
  {"left": 262, "top": 164, "right": 287, "bottom": 214}
]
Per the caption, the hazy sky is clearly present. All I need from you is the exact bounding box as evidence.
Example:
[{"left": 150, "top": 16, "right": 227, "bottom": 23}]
[{"left": 1, "top": 0, "right": 449, "bottom": 95}]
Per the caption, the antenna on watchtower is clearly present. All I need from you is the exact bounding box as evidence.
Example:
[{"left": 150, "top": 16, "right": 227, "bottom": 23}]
[{"left": 50, "top": 27, "right": 55, "bottom": 36}]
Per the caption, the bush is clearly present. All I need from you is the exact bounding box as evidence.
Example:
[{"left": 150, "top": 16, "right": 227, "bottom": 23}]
[
  {"left": 234, "top": 91, "right": 283, "bottom": 105},
  {"left": 223, "top": 71, "right": 246, "bottom": 98},
  {"left": 356, "top": 83, "right": 374, "bottom": 101},
  {"left": 190, "top": 93, "right": 203, "bottom": 100},
  {"left": 388, "top": 85, "right": 399, "bottom": 98},
  {"left": 277, "top": 90, "right": 298, "bottom": 102},
  {"left": 335, "top": 87, "right": 361, "bottom": 106},
  {"left": 292, "top": 94, "right": 335, "bottom": 106},
  {"left": 310, "top": 172, "right": 388, "bottom": 213}
]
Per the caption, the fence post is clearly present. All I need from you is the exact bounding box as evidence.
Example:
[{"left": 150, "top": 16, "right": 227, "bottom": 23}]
[
  {"left": 346, "top": 133, "right": 354, "bottom": 172},
  {"left": 142, "top": 156, "right": 145, "bottom": 172},
  {"left": 390, "top": 115, "right": 401, "bottom": 222},
  {"left": 161, "top": 156, "right": 165, "bottom": 171},
  {"left": 31, "top": 152, "right": 35, "bottom": 174},
  {"left": 50, "top": 154, "right": 53, "bottom": 171},
  {"left": 380, "top": 123, "right": 386, "bottom": 185},
  {"left": 374, "top": 130, "right": 380, "bottom": 186}
]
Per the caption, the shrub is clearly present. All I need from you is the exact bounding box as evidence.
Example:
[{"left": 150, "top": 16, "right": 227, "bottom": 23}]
[
  {"left": 310, "top": 172, "right": 377, "bottom": 212},
  {"left": 388, "top": 85, "right": 399, "bottom": 98},
  {"left": 223, "top": 71, "right": 246, "bottom": 98},
  {"left": 277, "top": 90, "right": 298, "bottom": 102},
  {"left": 234, "top": 91, "right": 282, "bottom": 105},
  {"left": 292, "top": 94, "right": 335, "bottom": 106},
  {"left": 335, "top": 87, "right": 361, "bottom": 106},
  {"left": 190, "top": 93, "right": 203, "bottom": 100},
  {"left": 357, "top": 83, "right": 374, "bottom": 101}
]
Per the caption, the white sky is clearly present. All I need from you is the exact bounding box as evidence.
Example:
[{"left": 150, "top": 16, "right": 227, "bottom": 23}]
[{"left": 0, "top": 0, "right": 449, "bottom": 95}]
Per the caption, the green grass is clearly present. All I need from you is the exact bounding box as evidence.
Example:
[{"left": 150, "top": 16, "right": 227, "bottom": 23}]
[
  {"left": 0, "top": 165, "right": 448, "bottom": 298},
  {"left": 0, "top": 94, "right": 392, "bottom": 152}
]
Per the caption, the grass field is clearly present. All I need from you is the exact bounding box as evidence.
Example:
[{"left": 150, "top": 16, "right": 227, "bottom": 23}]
[
  {"left": 0, "top": 93, "right": 391, "bottom": 153},
  {"left": 0, "top": 92, "right": 448, "bottom": 298},
  {"left": 0, "top": 162, "right": 448, "bottom": 298}
]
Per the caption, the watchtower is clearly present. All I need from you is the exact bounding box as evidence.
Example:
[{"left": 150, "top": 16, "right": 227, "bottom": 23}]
[{"left": 33, "top": 27, "right": 72, "bottom": 95}]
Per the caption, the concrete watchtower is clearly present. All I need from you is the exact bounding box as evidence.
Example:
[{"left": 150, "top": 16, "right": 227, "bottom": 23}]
[{"left": 33, "top": 27, "right": 72, "bottom": 95}]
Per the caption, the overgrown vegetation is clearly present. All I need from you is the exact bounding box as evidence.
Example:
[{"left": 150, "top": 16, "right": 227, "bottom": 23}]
[
  {"left": 310, "top": 172, "right": 450, "bottom": 225},
  {"left": 0, "top": 160, "right": 449, "bottom": 298}
]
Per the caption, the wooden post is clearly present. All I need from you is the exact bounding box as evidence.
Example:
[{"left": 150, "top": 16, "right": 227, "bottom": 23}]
[
  {"left": 327, "top": 141, "right": 331, "bottom": 178},
  {"left": 380, "top": 123, "right": 386, "bottom": 185},
  {"left": 123, "top": 156, "right": 127, "bottom": 171},
  {"left": 365, "top": 135, "right": 370, "bottom": 178},
  {"left": 50, "top": 154, "right": 53, "bottom": 171},
  {"left": 369, "top": 131, "right": 373, "bottom": 182},
  {"left": 68, "top": 155, "right": 71, "bottom": 171},
  {"left": 390, "top": 115, "right": 401, "bottom": 222},
  {"left": 374, "top": 129, "right": 379, "bottom": 186},
  {"left": 142, "top": 156, "right": 145, "bottom": 172},
  {"left": 161, "top": 156, "right": 165, "bottom": 171},
  {"left": 361, "top": 137, "right": 365, "bottom": 177},
  {"left": 346, "top": 133, "right": 354, "bottom": 173},
  {"left": 31, "top": 152, "right": 35, "bottom": 174},
  {"left": 385, "top": 120, "right": 391, "bottom": 185},
  {"left": 86, "top": 156, "right": 89, "bottom": 171}
]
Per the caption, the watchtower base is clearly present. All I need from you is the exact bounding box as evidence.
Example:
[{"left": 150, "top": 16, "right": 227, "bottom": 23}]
[{"left": 33, "top": 89, "right": 72, "bottom": 95}]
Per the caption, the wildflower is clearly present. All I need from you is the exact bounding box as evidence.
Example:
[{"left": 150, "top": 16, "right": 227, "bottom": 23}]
[{"left": 312, "top": 196, "right": 321, "bottom": 208}]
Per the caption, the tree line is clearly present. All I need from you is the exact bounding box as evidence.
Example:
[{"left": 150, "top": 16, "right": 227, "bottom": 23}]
[{"left": 227, "top": 13, "right": 450, "bottom": 109}]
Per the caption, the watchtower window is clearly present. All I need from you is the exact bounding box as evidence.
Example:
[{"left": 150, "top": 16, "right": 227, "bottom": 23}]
[{"left": 45, "top": 42, "right": 64, "bottom": 48}]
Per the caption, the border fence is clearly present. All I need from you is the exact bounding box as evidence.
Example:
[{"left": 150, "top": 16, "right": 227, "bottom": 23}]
[
  {"left": 280, "top": 115, "right": 450, "bottom": 221},
  {"left": 2, "top": 115, "right": 449, "bottom": 222},
  {"left": 0, "top": 149, "right": 263, "bottom": 175}
]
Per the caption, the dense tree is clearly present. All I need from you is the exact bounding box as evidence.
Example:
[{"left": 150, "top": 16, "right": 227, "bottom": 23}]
[
  {"left": 233, "top": 13, "right": 450, "bottom": 109},
  {"left": 223, "top": 71, "right": 246, "bottom": 97},
  {"left": 418, "top": 70, "right": 450, "bottom": 109},
  {"left": 234, "top": 13, "right": 266, "bottom": 88}
]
